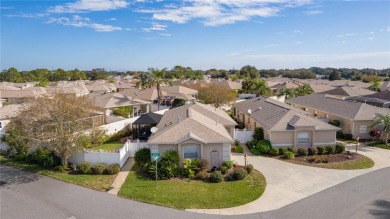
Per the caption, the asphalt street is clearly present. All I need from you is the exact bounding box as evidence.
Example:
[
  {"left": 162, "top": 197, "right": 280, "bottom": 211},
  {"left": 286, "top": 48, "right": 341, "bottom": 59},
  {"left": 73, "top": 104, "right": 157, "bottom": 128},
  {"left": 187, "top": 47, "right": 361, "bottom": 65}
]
[{"left": 1, "top": 165, "right": 389, "bottom": 219}]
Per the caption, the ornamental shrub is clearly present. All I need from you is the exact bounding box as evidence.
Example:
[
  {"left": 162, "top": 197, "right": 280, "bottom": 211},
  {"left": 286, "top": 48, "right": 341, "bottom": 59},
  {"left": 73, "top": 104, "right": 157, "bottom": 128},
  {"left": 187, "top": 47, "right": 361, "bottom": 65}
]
[
  {"left": 234, "top": 146, "right": 244, "bottom": 153},
  {"left": 344, "top": 133, "right": 353, "bottom": 140},
  {"left": 250, "top": 148, "right": 261, "bottom": 155},
  {"left": 325, "top": 145, "right": 335, "bottom": 155},
  {"left": 92, "top": 163, "right": 106, "bottom": 175},
  {"left": 336, "top": 130, "right": 344, "bottom": 139},
  {"left": 78, "top": 162, "right": 92, "bottom": 174},
  {"left": 284, "top": 151, "right": 295, "bottom": 160},
  {"left": 308, "top": 147, "right": 317, "bottom": 156},
  {"left": 269, "top": 147, "right": 279, "bottom": 156},
  {"left": 245, "top": 164, "right": 254, "bottom": 174},
  {"left": 220, "top": 166, "right": 229, "bottom": 174},
  {"left": 252, "top": 128, "right": 264, "bottom": 141},
  {"left": 234, "top": 140, "right": 240, "bottom": 146},
  {"left": 105, "top": 164, "right": 120, "bottom": 174},
  {"left": 316, "top": 146, "right": 325, "bottom": 155},
  {"left": 196, "top": 170, "right": 209, "bottom": 180},
  {"left": 279, "top": 147, "right": 287, "bottom": 155},
  {"left": 335, "top": 143, "right": 346, "bottom": 154},
  {"left": 223, "top": 160, "right": 234, "bottom": 169},
  {"left": 232, "top": 168, "right": 248, "bottom": 180},
  {"left": 209, "top": 171, "right": 224, "bottom": 183},
  {"left": 287, "top": 147, "right": 296, "bottom": 154},
  {"left": 183, "top": 159, "right": 200, "bottom": 179},
  {"left": 256, "top": 140, "right": 272, "bottom": 154},
  {"left": 245, "top": 139, "right": 258, "bottom": 149},
  {"left": 297, "top": 148, "right": 308, "bottom": 156},
  {"left": 198, "top": 159, "right": 209, "bottom": 170},
  {"left": 162, "top": 150, "right": 180, "bottom": 165},
  {"left": 27, "top": 147, "right": 61, "bottom": 168},
  {"left": 134, "top": 148, "right": 151, "bottom": 166}
]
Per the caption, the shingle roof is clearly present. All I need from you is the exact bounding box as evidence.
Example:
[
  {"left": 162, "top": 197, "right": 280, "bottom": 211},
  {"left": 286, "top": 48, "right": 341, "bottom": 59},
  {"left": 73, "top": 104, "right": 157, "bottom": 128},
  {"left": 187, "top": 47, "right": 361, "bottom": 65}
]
[
  {"left": 321, "top": 87, "right": 375, "bottom": 97},
  {"left": 148, "top": 103, "right": 235, "bottom": 144},
  {"left": 234, "top": 97, "right": 337, "bottom": 131},
  {"left": 87, "top": 92, "right": 143, "bottom": 109},
  {"left": 286, "top": 93, "right": 390, "bottom": 120}
]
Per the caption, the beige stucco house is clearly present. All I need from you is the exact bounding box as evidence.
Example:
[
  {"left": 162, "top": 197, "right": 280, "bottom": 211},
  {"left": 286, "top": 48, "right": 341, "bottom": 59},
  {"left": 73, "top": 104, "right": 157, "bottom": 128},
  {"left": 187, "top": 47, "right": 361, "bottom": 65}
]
[
  {"left": 233, "top": 97, "right": 338, "bottom": 148},
  {"left": 147, "top": 103, "right": 236, "bottom": 167},
  {"left": 286, "top": 93, "right": 390, "bottom": 139}
]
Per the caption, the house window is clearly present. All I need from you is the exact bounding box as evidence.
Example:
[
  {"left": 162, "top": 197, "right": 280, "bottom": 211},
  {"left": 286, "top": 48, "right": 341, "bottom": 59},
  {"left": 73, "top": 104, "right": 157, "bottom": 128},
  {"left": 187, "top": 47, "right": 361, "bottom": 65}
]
[
  {"left": 183, "top": 145, "right": 199, "bottom": 159},
  {"left": 359, "top": 125, "right": 367, "bottom": 134},
  {"left": 297, "top": 132, "right": 310, "bottom": 144}
]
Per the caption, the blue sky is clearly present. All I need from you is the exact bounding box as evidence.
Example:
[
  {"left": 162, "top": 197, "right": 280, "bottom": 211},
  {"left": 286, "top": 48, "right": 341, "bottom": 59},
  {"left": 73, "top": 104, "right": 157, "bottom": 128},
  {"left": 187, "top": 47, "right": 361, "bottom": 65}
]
[{"left": 1, "top": 0, "right": 389, "bottom": 71}]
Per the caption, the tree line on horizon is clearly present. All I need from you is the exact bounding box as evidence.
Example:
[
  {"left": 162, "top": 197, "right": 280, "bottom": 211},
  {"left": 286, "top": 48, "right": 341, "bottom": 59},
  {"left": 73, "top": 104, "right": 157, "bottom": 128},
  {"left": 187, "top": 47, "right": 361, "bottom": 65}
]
[{"left": 1, "top": 65, "right": 389, "bottom": 85}]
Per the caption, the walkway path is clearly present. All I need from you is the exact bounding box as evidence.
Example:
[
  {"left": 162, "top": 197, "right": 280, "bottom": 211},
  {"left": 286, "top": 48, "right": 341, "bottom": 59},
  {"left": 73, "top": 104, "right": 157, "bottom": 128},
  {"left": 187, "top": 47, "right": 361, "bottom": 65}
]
[
  {"left": 186, "top": 145, "right": 390, "bottom": 215},
  {"left": 108, "top": 158, "right": 134, "bottom": 195}
]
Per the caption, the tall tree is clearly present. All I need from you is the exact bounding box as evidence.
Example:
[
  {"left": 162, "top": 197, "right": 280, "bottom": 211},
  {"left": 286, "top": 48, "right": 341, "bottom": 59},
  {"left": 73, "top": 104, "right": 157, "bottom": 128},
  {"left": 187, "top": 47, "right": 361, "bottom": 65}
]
[
  {"left": 7, "top": 93, "right": 101, "bottom": 165},
  {"left": 198, "top": 85, "right": 236, "bottom": 108},
  {"left": 296, "top": 84, "right": 314, "bottom": 96},
  {"left": 369, "top": 80, "right": 381, "bottom": 91},
  {"left": 252, "top": 79, "right": 271, "bottom": 97},
  {"left": 240, "top": 65, "right": 259, "bottom": 79},
  {"left": 370, "top": 113, "right": 390, "bottom": 146},
  {"left": 139, "top": 68, "right": 172, "bottom": 110},
  {"left": 277, "top": 88, "right": 297, "bottom": 100},
  {"left": 329, "top": 70, "right": 341, "bottom": 81}
]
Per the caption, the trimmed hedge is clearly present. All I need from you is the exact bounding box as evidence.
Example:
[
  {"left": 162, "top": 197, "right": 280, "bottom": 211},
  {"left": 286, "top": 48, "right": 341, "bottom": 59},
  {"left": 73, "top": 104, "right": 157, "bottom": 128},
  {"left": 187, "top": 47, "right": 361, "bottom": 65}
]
[
  {"left": 92, "top": 163, "right": 106, "bottom": 175},
  {"left": 223, "top": 160, "right": 234, "bottom": 169},
  {"left": 209, "top": 171, "right": 224, "bottom": 183},
  {"left": 269, "top": 147, "right": 279, "bottom": 156},
  {"left": 78, "top": 162, "right": 92, "bottom": 174},
  {"left": 297, "top": 148, "right": 308, "bottom": 156},
  {"left": 325, "top": 145, "right": 335, "bottom": 155},
  {"left": 256, "top": 140, "right": 272, "bottom": 154},
  {"left": 308, "top": 147, "right": 317, "bottom": 156},
  {"left": 335, "top": 143, "right": 345, "bottom": 154},
  {"left": 234, "top": 145, "right": 244, "bottom": 153},
  {"left": 284, "top": 151, "right": 295, "bottom": 159},
  {"left": 245, "top": 164, "right": 254, "bottom": 174},
  {"left": 336, "top": 130, "right": 344, "bottom": 139},
  {"left": 232, "top": 168, "right": 248, "bottom": 180},
  {"left": 287, "top": 147, "right": 296, "bottom": 154},
  {"left": 317, "top": 146, "right": 325, "bottom": 155},
  {"left": 279, "top": 147, "right": 287, "bottom": 155}
]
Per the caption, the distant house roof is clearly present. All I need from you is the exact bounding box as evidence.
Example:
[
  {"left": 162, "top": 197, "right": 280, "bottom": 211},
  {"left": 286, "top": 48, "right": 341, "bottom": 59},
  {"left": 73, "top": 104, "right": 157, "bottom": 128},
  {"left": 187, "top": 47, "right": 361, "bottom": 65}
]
[
  {"left": 148, "top": 103, "right": 236, "bottom": 144},
  {"left": 309, "top": 84, "right": 335, "bottom": 93},
  {"left": 211, "top": 80, "right": 242, "bottom": 90},
  {"left": 361, "top": 90, "right": 390, "bottom": 101},
  {"left": 160, "top": 85, "right": 198, "bottom": 95},
  {"left": 234, "top": 97, "right": 337, "bottom": 131},
  {"left": 87, "top": 92, "right": 145, "bottom": 109},
  {"left": 0, "top": 90, "right": 44, "bottom": 99},
  {"left": 320, "top": 87, "right": 375, "bottom": 97},
  {"left": 133, "top": 112, "right": 163, "bottom": 125},
  {"left": 286, "top": 93, "right": 390, "bottom": 120}
]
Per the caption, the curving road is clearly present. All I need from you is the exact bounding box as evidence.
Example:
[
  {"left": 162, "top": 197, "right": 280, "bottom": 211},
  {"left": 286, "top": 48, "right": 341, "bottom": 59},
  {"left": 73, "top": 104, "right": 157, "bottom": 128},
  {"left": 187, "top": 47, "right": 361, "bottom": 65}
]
[{"left": 1, "top": 165, "right": 389, "bottom": 219}]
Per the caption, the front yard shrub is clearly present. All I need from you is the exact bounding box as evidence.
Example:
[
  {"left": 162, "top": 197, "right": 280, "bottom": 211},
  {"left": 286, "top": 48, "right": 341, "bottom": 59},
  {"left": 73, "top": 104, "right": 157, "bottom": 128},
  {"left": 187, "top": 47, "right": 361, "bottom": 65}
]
[
  {"left": 287, "top": 147, "right": 296, "bottom": 154},
  {"left": 245, "top": 139, "right": 258, "bottom": 149},
  {"left": 196, "top": 170, "right": 209, "bottom": 180},
  {"left": 106, "top": 164, "right": 121, "bottom": 175},
  {"left": 134, "top": 148, "right": 151, "bottom": 166},
  {"left": 78, "top": 162, "right": 92, "bottom": 174},
  {"left": 335, "top": 143, "right": 346, "bottom": 154},
  {"left": 250, "top": 148, "right": 261, "bottom": 155},
  {"left": 321, "top": 155, "right": 329, "bottom": 163},
  {"left": 233, "top": 168, "right": 248, "bottom": 180},
  {"left": 284, "top": 151, "right": 295, "bottom": 160},
  {"left": 329, "top": 120, "right": 341, "bottom": 127},
  {"left": 325, "top": 145, "right": 335, "bottom": 155},
  {"left": 269, "top": 147, "right": 279, "bottom": 156},
  {"left": 234, "top": 140, "right": 240, "bottom": 146},
  {"left": 336, "top": 130, "right": 344, "bottom": 139},
  {"left": 279, "top": 147, "right": 287, "bottom": 155},
  {"left": 162, "top": 150, "right": 180, "bottom": 165},
  {"left": 209, "top": 171, "right": 223, "bottom": 183},
  {"left": 54, "top": 165, "right": 68, "bottom": 172},
  {"left": 159, "top": 161, "right": 179, "bottom": 179},
  {"left": 317, "top": 146, "right": 325, "bottom": 155},
  {"left": 220, "top": 166, "right": 229, "bottom": 174},
  {"left": 344, "top": 133, "right": 353, "bottom": 140},
  {"left": 297, "top": 148, "right": 308, "bottom": 156},
  {"left": 27, "top": 147, "right": 61, "bottom": 168},
  {"left": 223, "top": 160, "right": 234, "bottom": 169},
  {"left": 236, "top": 122, "right": 245, "bottom": 130},
  {"left": 245, "top": 164, "right": 254, "bottom": 174},
  {"left": 93, "top": 163, "right": 106, "bottom": 175},
  {"left": 308, "top": 147, "right": 317, "bottom": 156},
  {"left": 198, "top": 159, "right": 209, "bottom": 170},
  {"left": 183, "top": 159, "right": 200, "bottom": 179},
  {"left": 234, "top": 146, "right": 244, "bottom": 153},
  {"left": 256, "top": 140, "right": 272, "bottom": 154},
  {"left": 253, "top": 128, "right": 264, "bottom": 141}
]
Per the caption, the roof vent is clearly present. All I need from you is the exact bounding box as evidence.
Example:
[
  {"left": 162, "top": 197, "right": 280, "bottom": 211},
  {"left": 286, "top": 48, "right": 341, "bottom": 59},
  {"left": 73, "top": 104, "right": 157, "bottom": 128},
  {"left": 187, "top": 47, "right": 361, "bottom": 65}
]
[
  {"left": 178, "top": 116, "right": 181, "bottom": 123},
  {"left": 187, "top": 108, "right": 192, "bottom": 117}
]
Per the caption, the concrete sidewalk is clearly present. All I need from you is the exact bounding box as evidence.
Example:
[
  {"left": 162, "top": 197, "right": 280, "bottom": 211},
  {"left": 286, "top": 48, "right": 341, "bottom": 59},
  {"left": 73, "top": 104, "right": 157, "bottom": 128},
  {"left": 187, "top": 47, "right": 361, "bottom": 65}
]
[
  {"left": 108, "top": 158, "right": 134, "bottom": 195},
  {"left": 186, "top": 145, "right": 390, "bottom": 215}
]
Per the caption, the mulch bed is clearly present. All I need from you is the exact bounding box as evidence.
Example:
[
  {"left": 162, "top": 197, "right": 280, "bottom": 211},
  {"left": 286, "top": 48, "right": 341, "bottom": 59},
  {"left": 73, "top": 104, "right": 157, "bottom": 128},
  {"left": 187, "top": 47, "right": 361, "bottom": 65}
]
[{"left": 277, "top": 152, "right": 365, "bottom": 164}]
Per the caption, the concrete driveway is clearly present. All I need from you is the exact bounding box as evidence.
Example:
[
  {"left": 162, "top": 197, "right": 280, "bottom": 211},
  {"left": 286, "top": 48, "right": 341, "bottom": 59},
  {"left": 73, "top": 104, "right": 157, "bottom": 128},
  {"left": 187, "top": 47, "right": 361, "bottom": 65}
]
[{"left": 187, "top": 145, "right": 390, "bottom": 215}]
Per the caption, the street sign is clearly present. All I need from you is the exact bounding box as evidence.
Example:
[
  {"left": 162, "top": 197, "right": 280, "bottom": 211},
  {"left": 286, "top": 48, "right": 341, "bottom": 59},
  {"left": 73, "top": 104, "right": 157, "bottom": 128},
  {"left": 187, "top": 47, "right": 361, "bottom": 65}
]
[{"left": 151, "top": 153, "right": 160, "bottom": 161}]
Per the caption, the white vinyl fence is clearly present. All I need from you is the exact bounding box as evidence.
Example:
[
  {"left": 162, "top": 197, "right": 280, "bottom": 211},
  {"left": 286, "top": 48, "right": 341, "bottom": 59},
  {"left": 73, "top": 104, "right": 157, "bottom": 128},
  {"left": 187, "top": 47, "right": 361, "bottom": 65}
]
[
  {"left": 234, "top": 129, "right": 254, "bottom": 143},
  {"left": 69, "top": 139, "right": 150, "bottom": 168}
]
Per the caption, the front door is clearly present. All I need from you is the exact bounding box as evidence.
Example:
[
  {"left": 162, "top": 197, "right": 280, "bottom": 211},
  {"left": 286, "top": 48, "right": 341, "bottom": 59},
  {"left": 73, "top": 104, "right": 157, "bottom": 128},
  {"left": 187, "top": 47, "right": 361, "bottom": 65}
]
[{"left": 210, "top": 149, "right": 219, "bottom": 167}]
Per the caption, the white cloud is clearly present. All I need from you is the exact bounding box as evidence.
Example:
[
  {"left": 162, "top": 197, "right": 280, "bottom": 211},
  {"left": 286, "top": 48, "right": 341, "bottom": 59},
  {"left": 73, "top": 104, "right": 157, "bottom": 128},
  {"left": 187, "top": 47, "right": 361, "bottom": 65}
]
[
  {"left": 47, "top": 15, "right": 122, "bottom": 32},
  {"left": 137, "top": 0, "right": 313, "bottom": 26},
  {"left": 304, "top": 10, "right": 323, "bottom": 15},
  {"left": 107, "top": 17, "right": 117, "bottom": 21},
  {"left": 368, "top": 37, "right": 375, "bottom": 41},
  {"left": 337, "top": 32, "right": 375, "bottom": 38},
  {"left": 49, "top": 0, "right": 129, "bottom": 13},
  {"left": 159, "top": 33, "right": 172, "bottom": 37},
  {"left": 142, "top": 23, "right": 167, "bottom": 31},
  {"left": 294, "top": 30, "right": 302, "bottom": 33},
  {"left": 5, "top": 13, "right": 48, "bottom": 18}
]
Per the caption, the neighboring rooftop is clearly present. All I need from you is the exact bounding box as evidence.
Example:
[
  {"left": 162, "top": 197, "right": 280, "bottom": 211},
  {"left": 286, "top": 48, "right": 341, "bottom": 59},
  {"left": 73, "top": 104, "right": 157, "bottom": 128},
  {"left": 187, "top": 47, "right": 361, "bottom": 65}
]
[{"left": 320, "top": 87, "right": 375, "bottom": 97}]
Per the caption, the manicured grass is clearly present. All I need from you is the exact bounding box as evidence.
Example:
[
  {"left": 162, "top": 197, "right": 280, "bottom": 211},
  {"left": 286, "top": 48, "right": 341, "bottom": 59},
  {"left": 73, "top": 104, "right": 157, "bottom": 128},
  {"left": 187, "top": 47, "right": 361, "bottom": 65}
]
[
  {"left": 92, "top": 141, "right": 124, "bottom": 151},
  {"left": 118, "top": 170, "right": 266, "bottom": 210},
  {"left": 337, "top": 139, "right": 357, "bottom": 144},
  {"left": 0, "top": 155, "right": 117, "bottom": 191},
  {"left": 366, "top": 141, "right": 390, "bottom": 150},
  {"left": 280, "top": 154, "right": 374, "bottom": 170}
]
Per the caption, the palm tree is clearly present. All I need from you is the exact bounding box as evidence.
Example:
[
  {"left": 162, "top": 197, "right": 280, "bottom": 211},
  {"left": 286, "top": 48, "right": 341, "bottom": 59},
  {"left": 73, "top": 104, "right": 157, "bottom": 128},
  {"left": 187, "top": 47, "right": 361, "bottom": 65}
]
[
  {"left": 369, "top": 80, "right": 381, "bottom": 92},
  {"left": 370, "top": 113, "right": 390, "bottom": 146},
  {"left": 296, "top": 84, "right": 314, "bottom": 96},
  {"left": 139, "top": 68, "right": 172, "bottom": 110},
  {"left": 277, "top": 88, "right": 297, "bottom": 100},
  {"left": 252, "top": 79, "right": 271, "bottom": 97}
]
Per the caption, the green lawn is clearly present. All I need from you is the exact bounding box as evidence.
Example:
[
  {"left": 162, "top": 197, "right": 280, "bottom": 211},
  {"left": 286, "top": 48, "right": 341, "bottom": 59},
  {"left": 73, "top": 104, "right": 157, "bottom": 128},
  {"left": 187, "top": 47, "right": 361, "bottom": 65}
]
[
  {"left": 118, "top": 170, "right": 266, "bottom": 210},
  {"left": 281, "top": 155, "right": 374, "bottom": 170},
  {"left": 366, "top": 141, "right": 390, "bottom": 150},
  {"left": 0, "top": 155, "right": 117, "bottom": 191},
  {"left": 92, "top": 141, "right": 124, "bottom": 151}
]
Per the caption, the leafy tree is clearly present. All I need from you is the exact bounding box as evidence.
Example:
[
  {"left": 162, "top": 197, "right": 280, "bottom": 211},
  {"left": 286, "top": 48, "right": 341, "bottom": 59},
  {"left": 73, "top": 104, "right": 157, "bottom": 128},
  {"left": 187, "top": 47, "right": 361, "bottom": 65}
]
[
  {"left": 198, "top": 85, "right": 236, "bottom": 108},
  {"left": 252, "top": 79, "right": 271, "bottom": 97},
  {"left": 7, "top": 93, "right": 100, "bottom": 165},
  {"left": 38, "top": 78, "right": 49, "bottom": 87},
  {"left": 139, "top": 68, "right": 172, "bottom": 110},
  {"left": 369, "top": 80, "right": 381, "bottom": 91},
  {"left": 0, "top": 67, "right": 23, "bottom": 82},
  {"left": 370, "top": 113, "right": 390, "bottom": 146},
  {"left": 277, "top": 88, "right": 297, "bottom": 99},
  {"left": 113, "top": 106, "right": 133, "bottom": 118},
  {"left": 240, "top": 65, "right": 259, "bottom": 79},
  {"left": 329, "top": 70, "right": 341, "bottom": 81},
  {"left": 296, "top": 84, "right": 314, "bottom": 96}
]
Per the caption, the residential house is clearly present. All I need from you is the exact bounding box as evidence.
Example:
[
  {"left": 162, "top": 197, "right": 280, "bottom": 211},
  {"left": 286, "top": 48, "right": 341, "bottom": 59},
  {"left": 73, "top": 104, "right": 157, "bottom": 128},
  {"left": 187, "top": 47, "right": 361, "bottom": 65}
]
[
  {"left": 0, "top": 89, "right": 46, "bottom": 103},
  {"left": 148, "top": 103, "right": 237, "bottom": 167},
  {"left": 346, "top": 90, "right": 390, "bottom": 108},
  {"left": 320, "top": 87, "right": 375, "bottom": 98},
  {"left": 233, "top": 97, "right": 338, "bottom": 148},
  {"left": 286, "top": 93, "right": 390, "bottom": 139}
]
